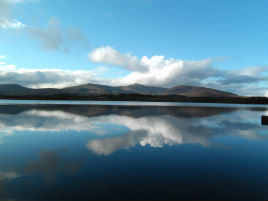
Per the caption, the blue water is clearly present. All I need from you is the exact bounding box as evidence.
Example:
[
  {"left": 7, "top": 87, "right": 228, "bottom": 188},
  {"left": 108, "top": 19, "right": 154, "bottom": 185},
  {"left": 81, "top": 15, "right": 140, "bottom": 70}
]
[{"left": 0, "top": 102, "right": 267, "bottom": 200}]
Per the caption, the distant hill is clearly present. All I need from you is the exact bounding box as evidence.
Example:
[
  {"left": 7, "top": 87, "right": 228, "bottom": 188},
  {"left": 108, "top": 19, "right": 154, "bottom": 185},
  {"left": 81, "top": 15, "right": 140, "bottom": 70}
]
[
  {"left": 119, "top": 83, "right": 166, "bottom": 95},
  {"left": 63, "top": 83, "right": 125, "bottom": 95},
  {"left": 0, "top": 84, "right": 32, "bottom": 95},
  {"left": 0, "top": 83, "right": 267, "bottom": 104},
  {"left": 0, "top": 83, "right": 238, "bottom": 97},
  {"left": 0, "top": 84, "right": 63, "bottom": 96},
  {"left": 163, "top": 85, "right": 238, "bottom": 97}
]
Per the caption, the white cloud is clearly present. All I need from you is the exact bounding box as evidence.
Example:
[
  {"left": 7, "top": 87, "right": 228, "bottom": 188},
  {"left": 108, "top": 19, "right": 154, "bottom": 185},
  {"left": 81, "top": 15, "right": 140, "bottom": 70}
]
[
  {"left": 27, "top": 17, "right": 89, "bottom": 52},
  {"left": 0, "top": 0, "right": 30, "bottom": 29},
  {"left": 0, "top": 47, "right": 267, "bottom": 96},
  {"left": 0, "top": 55, "right": 103, "bottom": 88},
  {"left": 0, "top": 18, "right": 25, "bottom": 29},
  {"left": 0, "top": 64, "right": 16, "bottom": 71},
  {"left": 89, "top": 46, "right": 147, "bottom": 72},
  {"left": 0, "top": 55, "right": 7, "bottom": 60},
  {"left": 0, "top": 55, "right": 16, "bottom": 70},
  {"left": 0, "top": 0, "right": 88, "bottom": 51},
  {"left": 0, "top": 68, "right": 105, "bottom": 88},
  {"left": 113, "top": 56, "right": 217, "bottom": 87},
  {"left": 88, "top": 46, "right": 267, "bottom": 96}
]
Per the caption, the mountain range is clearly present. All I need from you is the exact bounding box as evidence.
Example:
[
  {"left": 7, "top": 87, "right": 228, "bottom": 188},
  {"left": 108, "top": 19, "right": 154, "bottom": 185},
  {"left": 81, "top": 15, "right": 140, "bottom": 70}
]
[{"left": 0, "top": 83, "right": 238, "bottom": 97}]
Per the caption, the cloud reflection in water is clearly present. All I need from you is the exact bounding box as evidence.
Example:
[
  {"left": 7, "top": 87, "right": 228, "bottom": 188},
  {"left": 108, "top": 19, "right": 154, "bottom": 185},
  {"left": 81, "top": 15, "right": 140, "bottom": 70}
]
[
  {"left": 0, "top": 105, "right": 265, "bottom": 156},
  {"left": 0, "top": 104, "right": 267, "bottom": 201}
]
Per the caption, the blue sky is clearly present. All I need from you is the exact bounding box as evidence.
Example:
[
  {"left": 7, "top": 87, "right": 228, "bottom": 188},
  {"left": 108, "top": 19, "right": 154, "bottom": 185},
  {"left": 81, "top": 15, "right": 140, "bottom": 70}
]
[{"left": 0, "top": 0, "right": 267, "bottom": 96}]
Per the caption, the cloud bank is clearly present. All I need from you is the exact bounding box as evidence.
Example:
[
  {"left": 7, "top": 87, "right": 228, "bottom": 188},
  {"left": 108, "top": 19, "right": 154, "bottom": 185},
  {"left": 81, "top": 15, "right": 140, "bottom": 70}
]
[
  {"left": 0, "top": 46, "right": 267, "bottom": 96},
  {"left": 0, "top": 68, "right": 104, "bottom": 88},
  {"left": 89, "top": 46, "right": 267, "bottom": 96},
  {"left": 0, "top": 56, "right": 104, "bottom": 88}
]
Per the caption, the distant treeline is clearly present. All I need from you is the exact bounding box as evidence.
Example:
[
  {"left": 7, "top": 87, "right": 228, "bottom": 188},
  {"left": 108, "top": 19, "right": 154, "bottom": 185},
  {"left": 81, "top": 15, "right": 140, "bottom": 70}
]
[{"left": 0, "top": 93, "right": 267, "bottom": 104}]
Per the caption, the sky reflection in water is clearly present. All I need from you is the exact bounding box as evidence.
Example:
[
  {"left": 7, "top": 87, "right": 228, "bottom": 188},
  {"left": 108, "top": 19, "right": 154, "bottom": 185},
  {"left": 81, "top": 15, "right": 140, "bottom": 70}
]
[{"left": 0, "top": 104, "right": 267, "bottom": 201}]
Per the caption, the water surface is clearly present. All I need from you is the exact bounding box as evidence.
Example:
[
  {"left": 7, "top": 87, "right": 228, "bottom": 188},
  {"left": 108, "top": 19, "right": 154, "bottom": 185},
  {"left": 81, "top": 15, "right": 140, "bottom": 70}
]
[{"left": 0, "top": 102, "right": 267, "bottom": 201}]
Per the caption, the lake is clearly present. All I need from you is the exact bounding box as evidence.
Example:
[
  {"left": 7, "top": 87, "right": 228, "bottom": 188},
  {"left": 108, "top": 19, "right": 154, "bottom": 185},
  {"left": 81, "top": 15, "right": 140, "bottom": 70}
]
[{"left": 0, "top": 101, "right": 267, "bottom": 201}]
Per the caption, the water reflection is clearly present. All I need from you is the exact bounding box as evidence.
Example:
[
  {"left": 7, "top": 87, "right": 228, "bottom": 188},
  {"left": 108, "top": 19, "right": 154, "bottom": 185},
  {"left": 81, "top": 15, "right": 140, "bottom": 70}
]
[
  {"left": 25, "top": 149, "right": 84, "bottom": 184},
  {"left": 0, "top": 105, "right": 266, "bottom": 154},
  {"left": 0, "top": 104, "right": 267, "bottom": 201},
  {"left": 89, "top": 113, "right": 267, "bottom": 155}
]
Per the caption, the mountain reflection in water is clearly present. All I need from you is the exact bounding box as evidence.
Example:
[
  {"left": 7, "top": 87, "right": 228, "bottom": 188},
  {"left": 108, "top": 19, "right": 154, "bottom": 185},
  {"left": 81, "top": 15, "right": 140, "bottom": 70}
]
[{"left": 0, "top": 104, "right": 267, "bottom": 201}]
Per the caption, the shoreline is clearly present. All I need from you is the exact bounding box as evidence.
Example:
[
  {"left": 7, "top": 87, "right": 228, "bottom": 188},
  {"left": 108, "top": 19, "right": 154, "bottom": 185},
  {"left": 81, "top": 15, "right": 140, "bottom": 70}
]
[
  {"left": 0, "top": 99, "right": 267, "bottom": 108},
  {"left": 0, "top": 94, "right": 267, "bottom": 105}
]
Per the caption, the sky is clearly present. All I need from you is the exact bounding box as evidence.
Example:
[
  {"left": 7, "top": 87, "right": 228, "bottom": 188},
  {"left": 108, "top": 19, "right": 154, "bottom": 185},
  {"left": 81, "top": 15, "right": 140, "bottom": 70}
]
[{"left": 0, "top": 0, "right": 267, "bottom": 96}]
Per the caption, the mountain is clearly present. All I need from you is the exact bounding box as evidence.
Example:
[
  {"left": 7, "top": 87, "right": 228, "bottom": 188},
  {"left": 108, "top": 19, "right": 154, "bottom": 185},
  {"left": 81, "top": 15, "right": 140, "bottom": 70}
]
[
  {"left": 0, "top": 84, "right": 32, "bottom": 95},
  {"left": 0, "top": 84, "right": 64, "bottom": 96},
  {"left": 63, "top": 83, "right": 167, "bottom": 95},
  {"left": 0, "top": 83, "right": 238, "bottom": 97},
  {"left": 119, "top": 83, "right": 166, "bottom": 95},
  {"left": 163, "top": 85, "right": 238, "bottom": 97},
  {"left": 63, "top": 83, "right": 125, "bottom": 95}
]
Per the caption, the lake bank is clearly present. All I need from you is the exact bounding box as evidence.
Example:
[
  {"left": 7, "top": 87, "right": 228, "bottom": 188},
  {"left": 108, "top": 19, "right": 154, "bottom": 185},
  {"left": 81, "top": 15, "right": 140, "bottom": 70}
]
[
  {"left": 0, "top": 93, "right": 267, "bottom": 105},
  {"left": 1, "top": 99, "right": 268, "bottom": 108}
]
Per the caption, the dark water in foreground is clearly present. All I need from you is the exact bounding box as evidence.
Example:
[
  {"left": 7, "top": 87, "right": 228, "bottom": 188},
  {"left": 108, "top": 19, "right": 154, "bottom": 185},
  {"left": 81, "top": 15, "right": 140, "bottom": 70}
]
[{"left": 0, "top": 102, "right": 267, "bottom": 201}]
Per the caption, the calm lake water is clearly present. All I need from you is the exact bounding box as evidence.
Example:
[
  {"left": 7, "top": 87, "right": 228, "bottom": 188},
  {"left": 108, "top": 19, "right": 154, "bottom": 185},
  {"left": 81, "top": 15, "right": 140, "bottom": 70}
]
[{"left": 0, "top": 101, "right": 267, "bottom": 201}]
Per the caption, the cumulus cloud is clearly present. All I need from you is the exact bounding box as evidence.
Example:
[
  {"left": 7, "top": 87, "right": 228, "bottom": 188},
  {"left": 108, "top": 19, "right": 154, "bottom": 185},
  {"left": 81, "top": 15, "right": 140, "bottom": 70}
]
[
  {"left": 27, "top": 17, "right": 89, "bottom": 52},
  {"left": 114, "top": 56, "right": 217, "bottom": 87},
  {"left": 89, "top": 46, "right": 147, "bottom": 71},
  {"left": 88, "top": 46, "right": 267, "bottom": 96}
]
